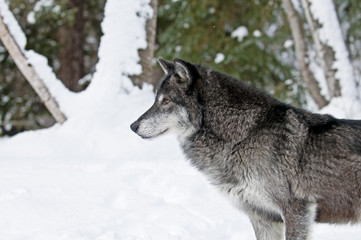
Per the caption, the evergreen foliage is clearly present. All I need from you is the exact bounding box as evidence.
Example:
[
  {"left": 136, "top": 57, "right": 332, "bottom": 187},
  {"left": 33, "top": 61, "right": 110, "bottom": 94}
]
[
  {"left": 156, "top": 0, "right": 305, "bottom": 105},
  {"left": 1, "top": 0, "right": 360, "bottom": 136}
]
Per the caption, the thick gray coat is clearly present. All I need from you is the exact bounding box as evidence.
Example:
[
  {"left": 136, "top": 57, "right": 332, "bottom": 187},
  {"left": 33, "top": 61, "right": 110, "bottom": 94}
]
[{"left": 131, "top": 58, "right": 361, "bottom": 240}]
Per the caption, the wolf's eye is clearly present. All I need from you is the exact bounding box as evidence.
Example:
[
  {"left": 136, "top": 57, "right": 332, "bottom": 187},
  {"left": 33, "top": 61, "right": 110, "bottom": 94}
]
[{"left": 162, "top": 98, "right": 170, "bottom": 105}]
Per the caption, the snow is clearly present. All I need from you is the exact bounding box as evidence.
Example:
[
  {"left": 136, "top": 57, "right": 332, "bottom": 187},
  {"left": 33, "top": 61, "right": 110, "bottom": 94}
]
[
  {"left": 291, "top": 0, "right": 303, "bottom": 13},
  {"left": 308, "top": 51, "right": 330, "bottom": 100},
  {"left": 2, "top": 88, "right": 360, "bottom": 240},
  {"left": 231, "top": 26, "right": 248, "bottom": 42},
  {"left": 0, "top": 88, "right": 256, "bottom": 240},
  {"left": 0, "top": 0, "right": 27, "bottom": 49},
  {"left": 86, "top": 0, "right": 152, "bottom": 97},
  {"left": 214, "top": 53, "right": 225, "bottom": 64},
  {"left": 27, "top": 0, "right": 60, "bottom": 24},
  {"left": 27, "top": 11, "right": 36, "bottom": 24},
  {"left": 34, "top": 0, "right": 54, "bottom": 12},
  {"left": 175, "top": 45, "right": 182, "bottom": 52},
  {"left": 1, "top": 0, "right": 361, "bottom": 239},
  {"left": 283, "top": 39, "right": 293, "bottom": 48},
  {"left": 253, "top": 30, "right": 262, "bottom": 38}
]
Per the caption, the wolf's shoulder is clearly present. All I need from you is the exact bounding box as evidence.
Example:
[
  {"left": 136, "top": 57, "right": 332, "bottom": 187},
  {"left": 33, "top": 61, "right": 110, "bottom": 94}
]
[{"left": 196, "top": 66, "right": 281, "bottom": 108}]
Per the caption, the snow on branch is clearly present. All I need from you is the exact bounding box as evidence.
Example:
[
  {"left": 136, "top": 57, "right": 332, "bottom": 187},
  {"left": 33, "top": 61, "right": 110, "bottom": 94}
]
[
  {"left": 283, "top": 0, "right": 328, "bottom": 109},
  {"left": 87, "top": 0, "right": 153, "bottom": 95},
  {"left": 0, "top": 0, "right": 68, "bottom": 124},
  {"left": 307, "top": 0, "right": 361, "bottom": 118}
]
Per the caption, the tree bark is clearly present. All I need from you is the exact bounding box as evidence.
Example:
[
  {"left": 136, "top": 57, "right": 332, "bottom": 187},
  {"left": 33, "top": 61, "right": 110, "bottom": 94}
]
[
  {"left": 58, "top": 0, "right": 85, "bottom": 92},
  {"left": 0, "top": 15, "right": 67, "bottom": 124},
  {"left": 130, "top": 0, "right": 158, "bottom": 89},
  {"left": 301, "top": 0, "right": 340, "bottom": 98},
  {"left": 282, "top": 0, "right": 328, "bottom": 109}
]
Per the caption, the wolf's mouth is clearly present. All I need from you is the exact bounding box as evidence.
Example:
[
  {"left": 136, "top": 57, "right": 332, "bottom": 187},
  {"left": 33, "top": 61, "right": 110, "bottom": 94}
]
[{"left": 141, "top": 128, "right": 169, "bottom": 139}]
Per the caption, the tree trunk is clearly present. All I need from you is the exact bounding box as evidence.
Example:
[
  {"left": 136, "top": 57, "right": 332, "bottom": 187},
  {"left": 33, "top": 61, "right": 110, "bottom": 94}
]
[
  {"left": 130, "top": 0, "right": 158, "bottom": 89},
  {"left": 0, "top": 15, "right": 67, "bottom": 124},
  {"left": 58, "top": 0, "right": 85, "bottom": 92},
  {"left": 301, "top": 0, "right": 340, "bottom": 98},
  {"left": 282, "top": 0, "right": 328, "bottom": 109}
]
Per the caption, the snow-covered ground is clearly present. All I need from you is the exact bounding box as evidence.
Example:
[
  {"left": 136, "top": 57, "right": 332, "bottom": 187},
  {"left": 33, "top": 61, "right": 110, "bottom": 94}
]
[
  {"left": 1, "top": 0, "right": 361, "bottom": 239},
  {"left": 0, "top": 88, "right": 253, "bottom": 240},
  {"left": 1, "top": 86, "right": 361, "bottom": 240}
]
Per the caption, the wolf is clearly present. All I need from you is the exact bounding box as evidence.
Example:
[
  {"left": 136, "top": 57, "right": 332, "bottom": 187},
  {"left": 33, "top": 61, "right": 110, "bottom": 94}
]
[{"left": 130, "top": 58, "right": 361, "bottom": 240}]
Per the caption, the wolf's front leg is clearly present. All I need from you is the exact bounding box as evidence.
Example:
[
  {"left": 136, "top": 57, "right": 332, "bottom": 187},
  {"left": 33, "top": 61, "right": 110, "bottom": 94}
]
[
  {"left": 246, "top": 208, "right": 284, "bottom": 240},
  {"left": 283, "top": 199, "right": 316, "bottom": 240}
]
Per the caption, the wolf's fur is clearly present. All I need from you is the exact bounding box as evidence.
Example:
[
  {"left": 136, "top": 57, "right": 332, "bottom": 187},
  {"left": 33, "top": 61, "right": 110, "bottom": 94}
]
[{"left": 130, "top": 58, "right": 361, "bottom": 240}]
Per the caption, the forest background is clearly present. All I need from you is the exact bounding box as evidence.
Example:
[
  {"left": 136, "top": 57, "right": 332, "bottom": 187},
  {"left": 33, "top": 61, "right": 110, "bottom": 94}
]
[{"left": 0, "top": 0, "right": 360, "bottom": 136}]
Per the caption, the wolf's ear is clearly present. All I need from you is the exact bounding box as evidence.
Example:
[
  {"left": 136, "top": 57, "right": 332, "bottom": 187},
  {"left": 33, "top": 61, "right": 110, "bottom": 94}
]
[
  {"left": 174, "top": 58, "right": 192, "bottom": 83},
  {"left": 157, "top": 59, "right": 174, "bottom": 74}
]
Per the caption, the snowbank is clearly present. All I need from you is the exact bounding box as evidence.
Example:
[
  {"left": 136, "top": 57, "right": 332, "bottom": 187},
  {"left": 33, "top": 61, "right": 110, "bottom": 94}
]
[{"left": 0, "top": 87, "right": 256, "bottom": 240}]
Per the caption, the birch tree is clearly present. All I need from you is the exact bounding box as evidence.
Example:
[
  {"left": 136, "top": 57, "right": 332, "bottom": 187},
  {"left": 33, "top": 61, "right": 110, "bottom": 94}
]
[
  {"left": 301, "top": 0, "right": 340, "bottom": 98},
  {"left": 282, "top": 0, "right": 328, "bottom": 108},
  {"left": 0, "top": 14, "right": 67, "bottom": 124},
  {"left": 283, "top": 0, "right": 361, "bottom": 117},
  {"left": 306, "top": 0, "right": 359, "bottom": 95}
]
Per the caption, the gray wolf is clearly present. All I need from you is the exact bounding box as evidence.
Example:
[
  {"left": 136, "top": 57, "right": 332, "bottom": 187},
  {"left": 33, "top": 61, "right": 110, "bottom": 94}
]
[{"left": 130, "top": 58, "right": 361, "bottom": 240}]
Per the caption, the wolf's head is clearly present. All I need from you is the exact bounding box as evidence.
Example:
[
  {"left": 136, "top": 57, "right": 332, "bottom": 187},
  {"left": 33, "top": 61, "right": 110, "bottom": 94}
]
[{"left": 130, "top": 58, "right": 203, "bottom": 140}]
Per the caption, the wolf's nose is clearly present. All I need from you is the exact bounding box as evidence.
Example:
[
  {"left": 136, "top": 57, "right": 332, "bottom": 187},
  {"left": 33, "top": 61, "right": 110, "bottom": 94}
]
[{"left": 130, "top": 121, "right": 139, "bottom": 132}]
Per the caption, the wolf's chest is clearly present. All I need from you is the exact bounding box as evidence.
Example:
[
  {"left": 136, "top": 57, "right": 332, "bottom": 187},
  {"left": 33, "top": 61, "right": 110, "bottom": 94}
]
[
  {"left": 217, "top": 179, "right": 281, "bottom": 214},
  {"left": 183, "top": 136, "right": 281, "bottom": 214}
]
